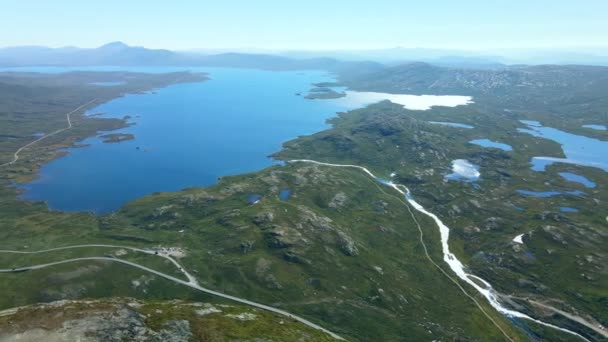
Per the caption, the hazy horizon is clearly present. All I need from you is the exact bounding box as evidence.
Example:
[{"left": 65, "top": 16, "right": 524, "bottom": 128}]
[
  {"left": 2, "top": 0, "right": 608, "bottom": 53},
  {"left": 3, "top": 41, "right": 608, "bottom": 54}
]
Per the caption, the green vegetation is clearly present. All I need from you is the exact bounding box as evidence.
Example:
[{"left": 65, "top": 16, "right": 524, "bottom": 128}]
[
  {"left": 0, "top": 298, "right": 336, "bottom": 341},
  {"left": 100, "top": 133, "right": 135, "bottom": 143},
  {"left": 305, "top": 86, "right": 346, "bottom": 100},
  {"left": 0, "top": 71, "right": 206, "bottom": 181},
  {"left": 0, "top": 159, "right": 526, "bottom": 340},
  {"left": 0, "top": 65, "right": 606, "bottom": 341},
  {"left": 276, "top": 101, "right": 607, "bottom": 340},
  {"left": 336, "top": 63, "right": 608, "bottom": 139},
  {"left": 280, "top": 63, "right": 608, "bottom": 340}
]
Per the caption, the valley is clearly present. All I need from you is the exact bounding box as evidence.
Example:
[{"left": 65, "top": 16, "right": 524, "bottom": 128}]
[{"left": 0, "top": 63, "right": 606, "bottom": 341}]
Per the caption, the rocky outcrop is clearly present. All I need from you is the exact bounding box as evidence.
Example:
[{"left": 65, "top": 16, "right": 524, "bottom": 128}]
[
  {"left": 0, "top": 302, "right": 192, "bottom": 342},
  {"left": 336, "top": 231, "right": 359, "bottom": 256},
  {"left": 329, "top": 192, "right": 348, "bottom": 209},
  {"left": 0, "top": 299, "right": 334, "bottom": 341}
]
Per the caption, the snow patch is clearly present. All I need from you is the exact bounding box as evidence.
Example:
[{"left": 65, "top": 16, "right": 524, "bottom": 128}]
[
  {"left": 339, "top": 91, "right": 473, "bottom": 111},
  {"left": 513, "top": 234, "right": 524, "bottom": 244},
  {"left": 226, "top": 312, "right": 257, "bottom": 321},
  {"left": 196, "top": 305, "right": 222, "bottom": 316},
  {"left": 446, "top": 159, "right": 480, "bottom": 181},
  {"left": 373, "top": 266, "right": 384, "bottom": 275}
]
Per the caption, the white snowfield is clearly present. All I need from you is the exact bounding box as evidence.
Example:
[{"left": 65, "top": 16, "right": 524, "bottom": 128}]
[
  {"left": 448, "top": 159, "right": 480, "bottom": 179},
  {"left": 512, "top": 234, "right": 524, "bottom": 244},
  {"left": 338, "top": 91, "right": 474, "bottom": 111}
]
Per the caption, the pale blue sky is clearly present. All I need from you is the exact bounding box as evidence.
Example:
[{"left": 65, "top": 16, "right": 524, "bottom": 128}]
[{"left": 1, "top": 0, "right": 607, "bottom": 50}]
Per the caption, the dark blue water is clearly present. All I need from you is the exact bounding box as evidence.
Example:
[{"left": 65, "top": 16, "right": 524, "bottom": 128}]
[
  {"left": 516, "top": 190, "right": 585, "bottom": 198},
  {"left": 523, "top": 251, "right": 536, "bottom": 260},
  {"left": 559, "top": 172, "right": 596, "bottom": 188},
  {"left": 559, "top": 206, "right": 579, "bottom": 213},
  {"left": 20, "top": 68, "right": 354, "bottom": 213},
  {"left": 247, "top": 194, "right": 263, "bottom": 204},
  {"left": 278, "top": 188, "right": 292, "bottom": 200},
  {"left": 469, "top": 139, "right": 512, "bottom": 151},
  {"left": 518, "top": 121, "right": 608, "bottom": 172}
]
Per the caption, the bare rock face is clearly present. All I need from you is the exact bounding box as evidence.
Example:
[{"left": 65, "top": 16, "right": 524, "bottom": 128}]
[
  {"left": 484, "top": 217, "right": 503, "bottom": 230},
  {"left": 0, "top": 302, "right": 191, "bottom": 342},
  {"left": 253, "top": 211, "right": 275, "bottom": 225},
  {"left": 95, "top": 309, "right": 192, "bottom": 342},
  {"left": 152, "top": 320, "right": 192, "bottom": 342},
  {"left": 336, "top": 231, "right": 359, "bottom": 256},
  {"left": 151, "top": 205, "right": 175, "bottom": 218},
  {"left": 535, "top": 211, "right": 569, "bottom": 222},
  {"left": 329, "top": 192, "right": 348, "bottom": 209},
  {"left": 295, "top": 206, "right": 359, "bottom": 256},
  {"left": 178, "top": 190, "right": 216, "bottom": 207},
  {"left": 265, "top": 227, "right": 300, "bottom": 249},
  {"left": 297, "top": 206, "right": 335, "bottom": 231},
  {"left": 240, "top": 240, "right": 255, "bottom": 254},
  {"left": 0, "top": 299, "right": 334, "bottom": 341}
]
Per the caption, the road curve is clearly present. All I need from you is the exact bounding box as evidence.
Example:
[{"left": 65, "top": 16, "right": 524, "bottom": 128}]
[
  {"left": 0, "top": 256, "right": 345, "bottom": 340},
  {"left": 0, "top": 99, "right": 98, "bottom": 167},
  {"left": 0, "top": 244, "right": 198, "bottom": 285},
  {"left": 511, "top": 297, "right": 607, "bottom": 338},
  {"left": 289, "top": 159, "right": 592, "bottom": 342}
]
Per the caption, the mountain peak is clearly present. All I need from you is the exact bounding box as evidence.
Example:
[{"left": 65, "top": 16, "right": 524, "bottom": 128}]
[{"left": 98, "top": 41, "right": 129, "bottom": 50}]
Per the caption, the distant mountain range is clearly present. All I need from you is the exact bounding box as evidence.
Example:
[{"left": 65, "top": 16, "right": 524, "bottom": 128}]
[
  {"left": 279, "top": 47, "right": 608, "bottom": 66},
  {"left": 0, "top": 42, "right": 384, "bottom": 75},
  {"left": 279, "top": 48, "right": 506, "bottom": 68},
  {"left": 2, "top": 42, "right": 608, "bottom": 70},
  {"left": 0, "top": 42, "right": 175, "bottom": 66}
]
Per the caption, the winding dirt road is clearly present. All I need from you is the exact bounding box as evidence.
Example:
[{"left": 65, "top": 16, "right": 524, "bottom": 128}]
[
  {"left": 0, "top": 99, "right": 97, "bottom": 168},
  {"left": 0, "top": 104, "right": 597, "bottom": 341},
  {"left": 0, "top": 244, "right": 198, "bottom": 285},
  {"left": 0, "top": 245, "right": 344, "bottom": 340}
]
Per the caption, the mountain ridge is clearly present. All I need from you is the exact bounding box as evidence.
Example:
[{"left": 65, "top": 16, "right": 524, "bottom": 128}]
[{"left": 0, "top": 42, "right": 385, "bottom": 74}]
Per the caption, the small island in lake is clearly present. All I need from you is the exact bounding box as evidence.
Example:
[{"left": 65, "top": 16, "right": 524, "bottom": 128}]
[
  {"left": 100, "top": 133, "right": 135, "bottom": 143},
  {"left": 305, "top": 86, "right": 346, "bottom": 99}
]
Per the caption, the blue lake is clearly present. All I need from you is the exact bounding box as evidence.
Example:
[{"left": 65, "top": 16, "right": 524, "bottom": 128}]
[
  {"left": 559, "top": 172, "right": 596, "bottom": 188},
  {"left": 469, "top": 139, "right": 512, "bottom": 151},
  {"left": 247, "top": 194, "right": 263, "bottom": 204},
  {"left": 19, "top": 67, "right": 357, "bottom": 213},
  {"left": 518, "top": 120, "right": 608, "bottom": 172},
  {"left": 278, "top": 188, "right": 292, "bottom": 200},
  {"left": 516, "top": 189, "right": 585, "bottom": 198}
]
